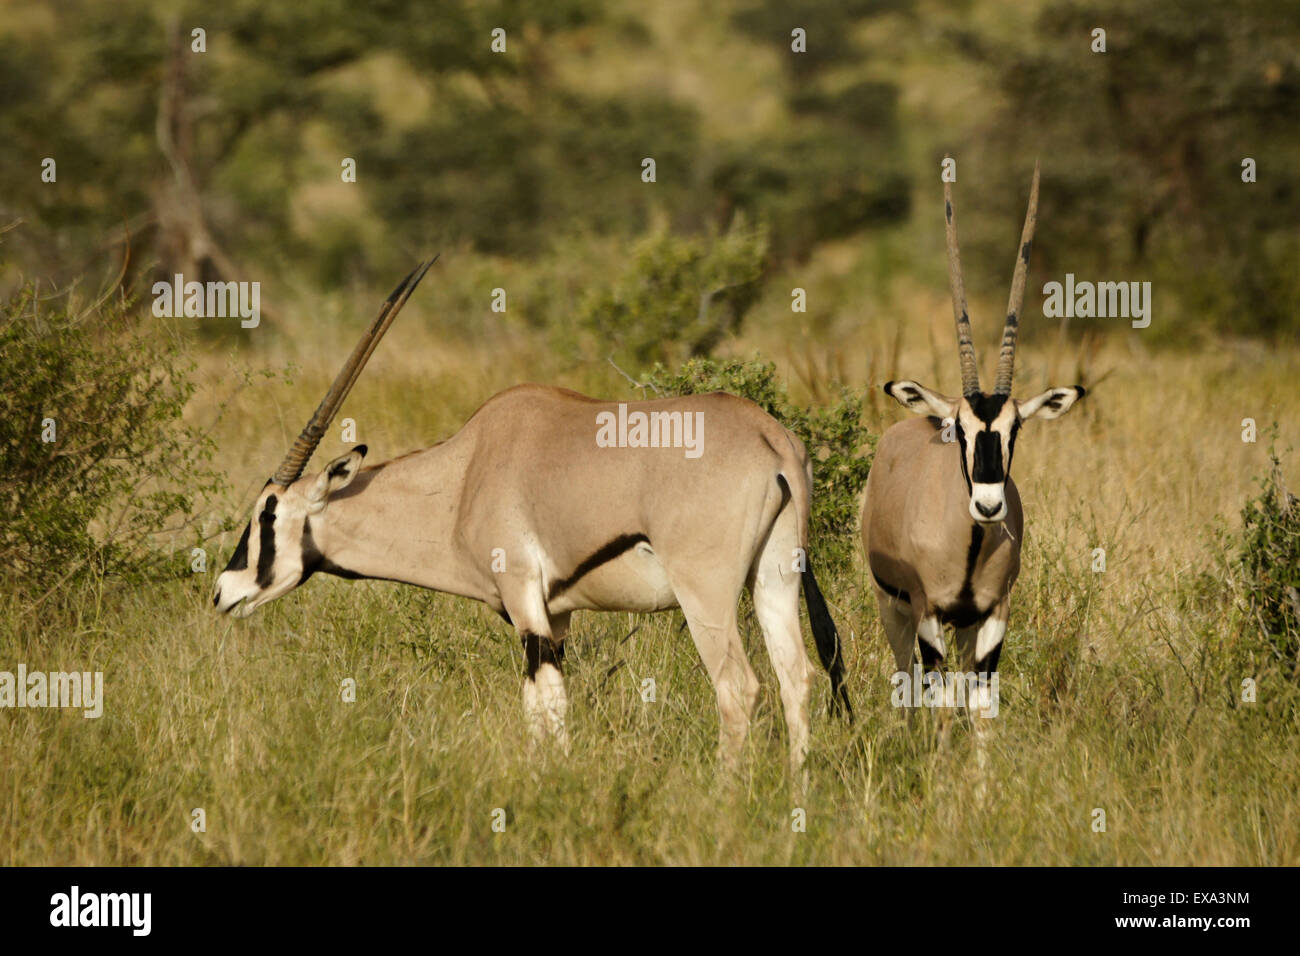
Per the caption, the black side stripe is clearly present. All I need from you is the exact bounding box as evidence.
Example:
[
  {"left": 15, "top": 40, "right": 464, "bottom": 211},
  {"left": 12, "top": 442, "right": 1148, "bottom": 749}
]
[
  {"left": 547, "top": 533, "right": 649, "bottom": 600},
  {"left": 872, "top": 572, "right": 910, "bottom": 605}
]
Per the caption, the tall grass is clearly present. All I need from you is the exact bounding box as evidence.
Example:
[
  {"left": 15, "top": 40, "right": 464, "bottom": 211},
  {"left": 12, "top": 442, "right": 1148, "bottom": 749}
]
[{"left": 2, "top": 245, "right": 1298, "bottom": 865}]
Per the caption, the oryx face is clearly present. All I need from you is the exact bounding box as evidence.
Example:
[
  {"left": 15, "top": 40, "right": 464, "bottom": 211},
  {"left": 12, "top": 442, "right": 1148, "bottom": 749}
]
[
  {"left": 213, "top": 447, "right": 367, "bottom": 617},
  {"left": 884, "top": 380, "right": 1085, "bottom": 525}
]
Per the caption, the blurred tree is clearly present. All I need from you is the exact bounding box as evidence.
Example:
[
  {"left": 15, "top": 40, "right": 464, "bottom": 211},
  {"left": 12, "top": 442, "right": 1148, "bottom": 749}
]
[
  {"left": 955, "top": 0, "right": 1300, "bottom": 337},
  {"left": 0, "top": 0, "right": 915, "bottom": 293},
  {"left": 0, "top": 0, "right": 613, "bottom": 286},
  {"left": 725, "top": 0, "right": 913, "bottom": 259}
]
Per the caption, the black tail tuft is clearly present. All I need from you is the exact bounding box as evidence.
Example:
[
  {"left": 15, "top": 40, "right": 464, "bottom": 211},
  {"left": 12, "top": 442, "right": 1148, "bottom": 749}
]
[{"left": 801, "top": 562, "right": 853, "bottom": 721}]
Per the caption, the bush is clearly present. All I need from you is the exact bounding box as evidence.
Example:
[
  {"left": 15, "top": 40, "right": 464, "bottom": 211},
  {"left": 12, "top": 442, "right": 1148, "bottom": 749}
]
[
  {"left": 0, "top": 282, "right": 224, "bottom": 601},
  {"left": 578, "top": 226, "right": 768, "bottom": 368},
  {"left": 1236, "top": 446, "right": 1300, "bottom": 672},
  {"left": 645, "top": 357, "right": 874, "bottom": 575}
]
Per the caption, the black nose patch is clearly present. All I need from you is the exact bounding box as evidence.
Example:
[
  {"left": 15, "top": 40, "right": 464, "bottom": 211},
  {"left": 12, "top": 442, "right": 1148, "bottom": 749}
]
[{"left": 972, "top": 431, "right": 1004, "bottom": 484}]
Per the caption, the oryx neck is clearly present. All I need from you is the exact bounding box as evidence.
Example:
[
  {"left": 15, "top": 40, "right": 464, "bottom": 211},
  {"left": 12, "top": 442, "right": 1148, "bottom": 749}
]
[{"left": 312, "top": 444, "right": 487, "bottom": 603}]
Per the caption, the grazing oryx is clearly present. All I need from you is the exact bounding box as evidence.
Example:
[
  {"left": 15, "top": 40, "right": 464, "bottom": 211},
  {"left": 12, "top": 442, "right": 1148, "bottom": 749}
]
[
  {"left": 861, "top": 163, "right": 1086, "bottom": 689},
  {"left": 213, "top": 260, "right": 850, "bottom": 773}
]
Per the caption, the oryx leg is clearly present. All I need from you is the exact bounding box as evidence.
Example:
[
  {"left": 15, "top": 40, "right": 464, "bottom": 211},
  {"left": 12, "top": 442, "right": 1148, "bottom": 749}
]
[
  {"left": 914, "top": 611, "right": 953, "bottom": 744},
  {"left": 954, "top": 599, "right": 1008, "bottom": 794},
  {"left": 875, "top": 589, "right": 922, "bottom": 726},
  {"left": 875, "top": 588, "right": 916, "bottom": 674},
  {"left": 504, "top": 584, "right": 571, "bottom": 753},
  {"left": 915, "top": 612, "right": 946, "bottom": 672},
  {"left": 673, "top": 576, "right": 759, "bottom": 772},
  {"left": 750, "top": 514, "right": 814, "bottom": 776},
  {"left": 953, "top": 600, "right": 1006, "bottom": 710}
]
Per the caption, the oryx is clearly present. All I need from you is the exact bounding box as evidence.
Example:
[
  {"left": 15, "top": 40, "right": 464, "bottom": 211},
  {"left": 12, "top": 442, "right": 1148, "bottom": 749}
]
[
  {"left": 860, "top": 163, "right": 1086, "bottom": 694},
  {"left": 213, "top": 260, "right": 850, "bottom": 773}
]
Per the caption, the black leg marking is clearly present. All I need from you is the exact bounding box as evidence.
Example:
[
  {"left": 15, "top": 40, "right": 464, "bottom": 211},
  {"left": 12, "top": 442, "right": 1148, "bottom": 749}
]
[
  {"left": 916, "top": 639, "right": 945, "bottom": 671},
  {"left": 974, "top": 639, "right": 1003, "bottom": 676},
  {"left": 522, "top": 632, "right": 564, "bottom": 680}
]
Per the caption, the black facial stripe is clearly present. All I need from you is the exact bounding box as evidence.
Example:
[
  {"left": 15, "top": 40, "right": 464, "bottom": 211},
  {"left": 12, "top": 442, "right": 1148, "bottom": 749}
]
[
  {"left": 255, "top": 494, "right": 278, "bottom": 588},
  {"left": 972, "top": 430, "right": 1004, "bottom": 483},
  {"left": 955, "top": 425, "right": 972, "bottom": 494},
  {"left": 223, "top": 523, "right": 251, "bottom": 572},
  {"left": 968, "top": 392, "right": 1010, "bottom": 423}
]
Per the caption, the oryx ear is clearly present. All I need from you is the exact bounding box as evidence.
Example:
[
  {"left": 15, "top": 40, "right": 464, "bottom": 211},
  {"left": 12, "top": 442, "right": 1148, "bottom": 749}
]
[
  {"left": 1019, "top": 386, "right": 1086, "bottom": 421},
  {"left": 884, "top": 380, "right": 957, "bottom": 418},
  {"left": 307, "top": 445, "right": 368, "bottom": 510}
]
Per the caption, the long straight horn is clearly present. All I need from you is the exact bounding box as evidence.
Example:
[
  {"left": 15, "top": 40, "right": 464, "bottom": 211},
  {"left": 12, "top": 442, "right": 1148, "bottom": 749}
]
[
  {"left": 944, "top": 163, "right": 981, "bottom": 397},
  {"left": 271, "top": 256, "right": 438, "bottom": 486},
  {"left": 994, "top": 162, "right": 1039, "bottom": 395}
]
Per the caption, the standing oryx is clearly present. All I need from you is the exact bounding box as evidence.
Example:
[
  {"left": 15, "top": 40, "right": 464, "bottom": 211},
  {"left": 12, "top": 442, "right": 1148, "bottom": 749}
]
[
  {"left": 861, "top": 163, "right": 1086, "bottom": 691},
  {"left": 213, "top": 260, "right": 850, "bottom": 774}
]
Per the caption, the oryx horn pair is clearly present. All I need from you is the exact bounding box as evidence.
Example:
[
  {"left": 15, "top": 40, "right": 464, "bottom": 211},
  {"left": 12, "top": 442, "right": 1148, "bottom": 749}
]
[{"left": 944, "top": 158, "right": 1040, "bottom": 397}]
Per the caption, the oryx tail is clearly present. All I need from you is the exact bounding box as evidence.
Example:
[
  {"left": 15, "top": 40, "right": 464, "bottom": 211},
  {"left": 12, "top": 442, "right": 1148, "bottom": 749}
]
[{"left": 777, "top": 444, "right": 852, "bottom": 719}]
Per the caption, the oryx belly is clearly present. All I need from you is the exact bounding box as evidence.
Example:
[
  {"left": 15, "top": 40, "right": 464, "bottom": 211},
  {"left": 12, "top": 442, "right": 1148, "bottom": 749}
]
[{"left": 546, "top": 538, "right": 678, "bottom": 614}]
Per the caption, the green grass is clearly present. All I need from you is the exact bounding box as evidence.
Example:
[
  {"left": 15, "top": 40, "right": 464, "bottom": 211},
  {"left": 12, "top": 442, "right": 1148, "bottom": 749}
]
[{"left": 3, "top": 516, "right": 1297, "bottom": 865}]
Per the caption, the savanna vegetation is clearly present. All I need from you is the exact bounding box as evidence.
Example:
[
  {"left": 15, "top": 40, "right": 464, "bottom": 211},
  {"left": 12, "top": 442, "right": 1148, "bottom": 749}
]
[{"left": 1, "top": 0, "right": 1298, "bottom": 865}]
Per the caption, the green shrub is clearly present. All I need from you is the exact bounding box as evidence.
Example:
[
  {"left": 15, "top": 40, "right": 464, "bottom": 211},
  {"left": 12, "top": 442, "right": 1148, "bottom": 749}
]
[
  {"left": 645, "top": 357, "right": 874, "bottom": 575},
  {"left": 0, "top": 282, "right": 224, "bottom": 602},
  {"left": 578, "top": 226, "right": 768, "bottom": 367},
  {"left": 1237, "top": 446, "right": 1300, "bottom": 672}
]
